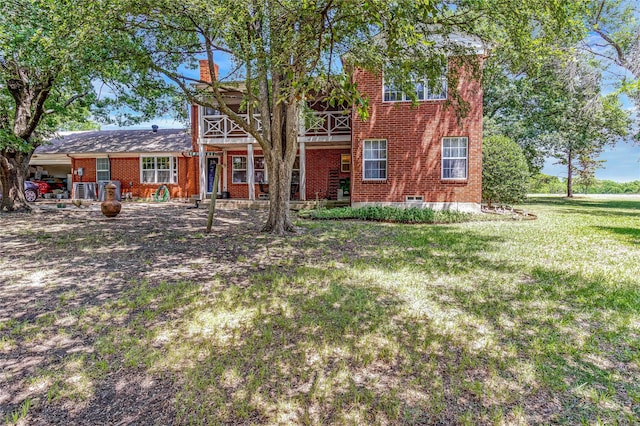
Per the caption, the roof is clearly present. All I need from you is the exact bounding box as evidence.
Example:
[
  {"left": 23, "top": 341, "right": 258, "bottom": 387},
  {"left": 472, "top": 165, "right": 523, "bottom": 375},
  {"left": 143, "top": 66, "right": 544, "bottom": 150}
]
[{"left": 36, "top": 129, "right": 192, "bottom": 155}]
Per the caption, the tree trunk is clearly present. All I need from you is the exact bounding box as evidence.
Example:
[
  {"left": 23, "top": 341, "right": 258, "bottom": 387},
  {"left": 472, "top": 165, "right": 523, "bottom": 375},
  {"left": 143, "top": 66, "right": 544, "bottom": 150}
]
[
  {"left": 261, "top": 101, "right": 299, "bottom": 235},
  {"left": 262, "top": 156, "right": 295, "bottom": 234},
  {"left": 1, "top": 74, "right": 52, "bottom": 213},
  {"left": 0, "top": 151, "right": 32, "bottom": 212},
  {"left": 566, "top": 148, "right": 573, "bottom": 198}
]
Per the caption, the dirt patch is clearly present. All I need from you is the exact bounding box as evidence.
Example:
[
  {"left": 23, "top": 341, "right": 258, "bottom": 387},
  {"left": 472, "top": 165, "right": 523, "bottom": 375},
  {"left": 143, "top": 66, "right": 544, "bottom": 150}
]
[{"left": 0, "top": 202, "right": 272, "bottom": 424}]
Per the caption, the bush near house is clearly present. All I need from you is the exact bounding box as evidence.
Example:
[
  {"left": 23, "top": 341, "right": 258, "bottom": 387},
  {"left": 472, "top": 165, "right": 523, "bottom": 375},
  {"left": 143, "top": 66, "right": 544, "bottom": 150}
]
[
  {"left": 307, "top": 206, "right": 472, "bottom": 223},
  {"left": 482, "top": 135, "right": 530, "bottom": 206}
]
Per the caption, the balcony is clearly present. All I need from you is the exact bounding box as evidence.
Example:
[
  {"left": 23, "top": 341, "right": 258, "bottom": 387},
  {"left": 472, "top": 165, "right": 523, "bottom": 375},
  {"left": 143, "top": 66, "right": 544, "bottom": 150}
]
[{"left": 200, "top": 110, "right": 351, "bottom": 143}]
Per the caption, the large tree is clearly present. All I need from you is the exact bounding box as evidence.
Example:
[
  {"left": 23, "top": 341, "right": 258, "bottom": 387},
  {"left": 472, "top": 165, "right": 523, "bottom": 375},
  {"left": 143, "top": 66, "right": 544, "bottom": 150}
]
[
  {"left": 532, "top": 56, "right": 629, "bottom": 197},
  {"left": 0, "top": 0, "right": 172, "bottom": 212},
  {"left": 116, "top": 0, "right": 584, "bottom": 234},
  {"left": 585, "top": 0, "right": 639, "bottom": 135},
  {"left": 484, "top": 51, "right": 631, "bottom": 195}
]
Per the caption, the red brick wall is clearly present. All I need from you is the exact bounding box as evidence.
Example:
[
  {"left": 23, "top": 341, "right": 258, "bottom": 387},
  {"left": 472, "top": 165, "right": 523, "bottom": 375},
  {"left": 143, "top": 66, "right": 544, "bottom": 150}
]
[
  {"left": 222, "top": 148, "right": 350, "bottom": 200},
  {"left": 199, "top": 61, "right": 219, "bottom": 83},
  {"left": 351, "top": 57, "right": 483, "bottom": 204},
  {"left": 225, "top": 150, "right": 251, "bottom": 199},
  {"left": 72, "top": 158, "right": 96, "bottom": 182},
  {"left": 304, "top": 148, "right": 351, "bottom": 200},
  {"left": 71, "top": 156, "right": 191, "bottom": 199},
  {"left": 191, "top": 104, "right": 199, "bottom": 151}
]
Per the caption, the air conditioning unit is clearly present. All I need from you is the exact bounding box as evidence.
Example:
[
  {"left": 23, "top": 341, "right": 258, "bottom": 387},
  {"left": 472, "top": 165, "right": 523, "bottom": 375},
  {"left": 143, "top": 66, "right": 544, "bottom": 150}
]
[
  {"left": 72, "top": 182, "right": 97, "bottom": 200},
  {"left": 98, "top": 180, "right": 121, "bottom": 201}
]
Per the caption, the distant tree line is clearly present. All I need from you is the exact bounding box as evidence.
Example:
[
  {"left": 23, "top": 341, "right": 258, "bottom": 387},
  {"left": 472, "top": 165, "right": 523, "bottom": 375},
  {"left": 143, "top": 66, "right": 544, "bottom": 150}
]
[{"left": 530, "top": 174, "right": 640, "bottom": 195}]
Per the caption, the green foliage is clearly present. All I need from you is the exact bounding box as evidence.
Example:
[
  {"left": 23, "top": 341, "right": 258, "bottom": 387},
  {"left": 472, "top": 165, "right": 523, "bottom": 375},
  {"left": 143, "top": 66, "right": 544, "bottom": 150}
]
[
  {"left": 0, "top": 1, "right": 178, "bottom": 143},
  {"left": 529, "top": 174, "right": 640, "bottom": 194},
  {"left": 0, "top": 0, "right": 178, "bottom": 211},
  {"left": 484, "top": 51, "right": 631, "bottom": 197},
  {"left": 529, "top": 174, "right": 566, "bottom": 194},
  {"left": 482, "top": 135, "right": 530, "bottom": 206},
  {"left": 308, "top": 206, "right": 471, "bottom": 224},
  {"left": 586, "top": 0, "right": 640, "bottom": 134}
]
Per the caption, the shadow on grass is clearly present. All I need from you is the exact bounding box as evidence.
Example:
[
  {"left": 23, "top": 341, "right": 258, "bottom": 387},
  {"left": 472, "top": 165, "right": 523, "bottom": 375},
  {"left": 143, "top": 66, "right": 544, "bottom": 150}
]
[
  {"left": 527, "top": 197, "right": 640, "bottom": 219},
  {"left": 526, "top": 196, "right": 640, "bottom": 210},
  {"left": 2, "top": 206, "right": 639, "bottom": 424},
  {"left": 593, "top": 226, "right": 640, "bottom": 245}
]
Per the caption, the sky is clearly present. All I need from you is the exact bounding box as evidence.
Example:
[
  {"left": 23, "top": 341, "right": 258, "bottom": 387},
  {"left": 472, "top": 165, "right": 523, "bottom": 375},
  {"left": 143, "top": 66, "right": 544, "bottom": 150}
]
[{"left": 542, "top": 142, "right": 640, "bottom": 182}]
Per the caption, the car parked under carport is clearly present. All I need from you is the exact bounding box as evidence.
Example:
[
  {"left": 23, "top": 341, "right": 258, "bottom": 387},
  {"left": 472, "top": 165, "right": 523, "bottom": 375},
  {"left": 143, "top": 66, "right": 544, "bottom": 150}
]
[{"left": 0, "top": 181, "right": 40, "bottom": 202}]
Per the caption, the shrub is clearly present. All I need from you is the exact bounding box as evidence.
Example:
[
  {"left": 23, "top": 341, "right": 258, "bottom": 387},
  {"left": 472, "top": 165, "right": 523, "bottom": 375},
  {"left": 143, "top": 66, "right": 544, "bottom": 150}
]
[
  {"left": 482, "top": 135, "right": 530, "bottom": 207},
  {"left": 307, "top": 206, "right": 471, "bottom": 224}
]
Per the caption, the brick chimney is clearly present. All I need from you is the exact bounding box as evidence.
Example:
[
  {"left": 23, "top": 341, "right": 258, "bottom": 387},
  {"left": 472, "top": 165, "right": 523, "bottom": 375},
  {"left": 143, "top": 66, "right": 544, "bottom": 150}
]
[{"left": 199, "top": 60, "right": 219, "bottom": 83}]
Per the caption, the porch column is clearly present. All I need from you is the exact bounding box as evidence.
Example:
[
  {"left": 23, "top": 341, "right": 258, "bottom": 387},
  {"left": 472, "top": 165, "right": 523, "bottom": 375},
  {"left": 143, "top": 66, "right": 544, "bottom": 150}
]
[
  {"left": 299, "top": 142, "right": 306, "bottom": 201},
  {"left": 199, "top": 141, "right": 206, "bottom": 201},
  {"left": 222, "top": 150, "right": 227, "bottom": 192},
  {"left": 247, "top": 143, "right": 255, "bottom": 200}
]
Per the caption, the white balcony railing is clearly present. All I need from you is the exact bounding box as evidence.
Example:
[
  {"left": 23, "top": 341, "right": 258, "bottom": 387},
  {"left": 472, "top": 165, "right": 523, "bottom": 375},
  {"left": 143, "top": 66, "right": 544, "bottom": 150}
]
[
  {"left": 201, "top": 111, "right": 350, "bottom": 141},
  {"left": 202, "top": 114, "right": 263, "bottom": 138}
]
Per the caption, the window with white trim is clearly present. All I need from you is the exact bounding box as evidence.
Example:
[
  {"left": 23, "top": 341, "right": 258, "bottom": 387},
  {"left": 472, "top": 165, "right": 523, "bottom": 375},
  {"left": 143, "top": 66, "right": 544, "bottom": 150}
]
[
  {"left": 254, "top": 156, "right": 267, "bottom": 184},
  {"left": 232, "top": 156, "right": 247, "bottom": 183},
  {"left": 363, "top": 139, "right": 387, "bottom": 180},
  {"left": 442, "top": 137, "right": 468, "bottom": 179},
  {"left": 96, "top": 158, "right": 110, "bottom": 181},
  {"left": 383, "top": 72, "right": 447, "bottom": 102},
  {"left": 141, "top": 156, "right": 177, "bottom": 183}
]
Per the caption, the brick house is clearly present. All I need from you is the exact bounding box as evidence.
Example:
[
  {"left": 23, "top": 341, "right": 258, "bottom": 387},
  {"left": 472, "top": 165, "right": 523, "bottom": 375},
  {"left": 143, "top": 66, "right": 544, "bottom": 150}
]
[
  {"left": 33, "top": 42, "right": 483, "bottom": 211},
  {"left": 33, "top": 129, "right": 194, "bottom": 200},
  {"left": 194, "top": 52, "right": 483, "bottom": 212}
]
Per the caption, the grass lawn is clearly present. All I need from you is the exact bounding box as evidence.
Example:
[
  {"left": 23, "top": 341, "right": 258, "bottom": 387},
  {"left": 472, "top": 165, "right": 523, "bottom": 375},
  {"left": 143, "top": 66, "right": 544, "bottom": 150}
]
[{"left": 0, "top": 196, "right": 639, "bottom": 424}]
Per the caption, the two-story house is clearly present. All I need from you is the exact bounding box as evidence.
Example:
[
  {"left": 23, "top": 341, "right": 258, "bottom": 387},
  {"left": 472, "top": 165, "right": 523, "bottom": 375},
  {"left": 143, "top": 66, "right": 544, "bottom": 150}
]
[
  {"left": 35, "top": 39, "right": 483, "bottom": 211},
  {"left": 193, "top": 52, "right": 483, "bottom": 212}
]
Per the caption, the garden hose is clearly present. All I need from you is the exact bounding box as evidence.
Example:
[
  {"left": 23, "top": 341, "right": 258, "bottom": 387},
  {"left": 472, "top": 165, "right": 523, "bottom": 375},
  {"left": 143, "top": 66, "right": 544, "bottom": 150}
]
[{"left": 154, "top": 185, "right": 170, "bottom": 202}]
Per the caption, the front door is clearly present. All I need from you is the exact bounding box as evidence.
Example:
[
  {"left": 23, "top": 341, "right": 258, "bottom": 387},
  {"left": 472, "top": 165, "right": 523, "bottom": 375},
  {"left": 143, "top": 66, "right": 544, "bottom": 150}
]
[{"left": 206, "top": 157, "right": 220, "bottom": 195}]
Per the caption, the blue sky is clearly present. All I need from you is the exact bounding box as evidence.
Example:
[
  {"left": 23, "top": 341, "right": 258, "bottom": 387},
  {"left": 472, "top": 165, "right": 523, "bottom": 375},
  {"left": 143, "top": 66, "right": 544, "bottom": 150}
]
[{"left": 542, "top": 142, "right": 640, "bottom": 182}]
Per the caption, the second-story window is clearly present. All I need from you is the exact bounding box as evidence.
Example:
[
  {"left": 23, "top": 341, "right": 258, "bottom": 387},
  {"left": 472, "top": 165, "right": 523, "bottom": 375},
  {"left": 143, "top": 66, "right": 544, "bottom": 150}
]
[
  {"left": 203, "top": 106, "right": 219, "bottom": 116},
  {"left": 232, "top": 156, "right": 247, "bottom": 183},
  {"left": 383, "top": 73, "right": 447, "bottom": 102}
]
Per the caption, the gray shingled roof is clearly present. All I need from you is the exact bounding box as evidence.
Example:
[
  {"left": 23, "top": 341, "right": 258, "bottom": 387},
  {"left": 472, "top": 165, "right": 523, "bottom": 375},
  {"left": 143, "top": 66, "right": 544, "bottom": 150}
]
[{"left": 36, "top": 129, "right": 192, "bottom": 154}]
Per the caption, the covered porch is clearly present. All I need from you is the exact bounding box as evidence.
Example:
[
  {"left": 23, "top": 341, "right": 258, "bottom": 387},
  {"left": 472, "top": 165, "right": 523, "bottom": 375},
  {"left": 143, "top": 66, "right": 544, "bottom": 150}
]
[{"left": 195, "top": 198, "right": 350, "bottom": 211}]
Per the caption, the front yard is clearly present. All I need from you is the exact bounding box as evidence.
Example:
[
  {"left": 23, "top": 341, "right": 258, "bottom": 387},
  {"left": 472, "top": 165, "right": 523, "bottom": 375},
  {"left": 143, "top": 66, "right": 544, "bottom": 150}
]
[{"left": 0, "top": 197, "right": 639, "bottom": 424}]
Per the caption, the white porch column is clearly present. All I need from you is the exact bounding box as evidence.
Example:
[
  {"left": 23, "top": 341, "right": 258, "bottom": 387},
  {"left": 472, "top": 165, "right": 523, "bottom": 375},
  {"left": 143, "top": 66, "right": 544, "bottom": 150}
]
[
  {"left": 222, "top": 150, "right": 227, "bottom": 192},
  {"left": 198, "top": 141, "right": 206, "bottom": 201},
  {"left": 247, "top": 143, "right": 255, "bottom": 200},
  {"left": 299, "top": 142, "right": 306, "bottom": 201},
  {"left": 198, "top": 105, "right": 204, "bottom": 139}
]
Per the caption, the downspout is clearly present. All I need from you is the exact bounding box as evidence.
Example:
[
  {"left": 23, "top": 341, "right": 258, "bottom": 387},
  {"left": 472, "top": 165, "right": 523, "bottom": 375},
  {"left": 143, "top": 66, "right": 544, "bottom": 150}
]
[{"left": 66, "top": 154, "right": 75, "bottom": 197}]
